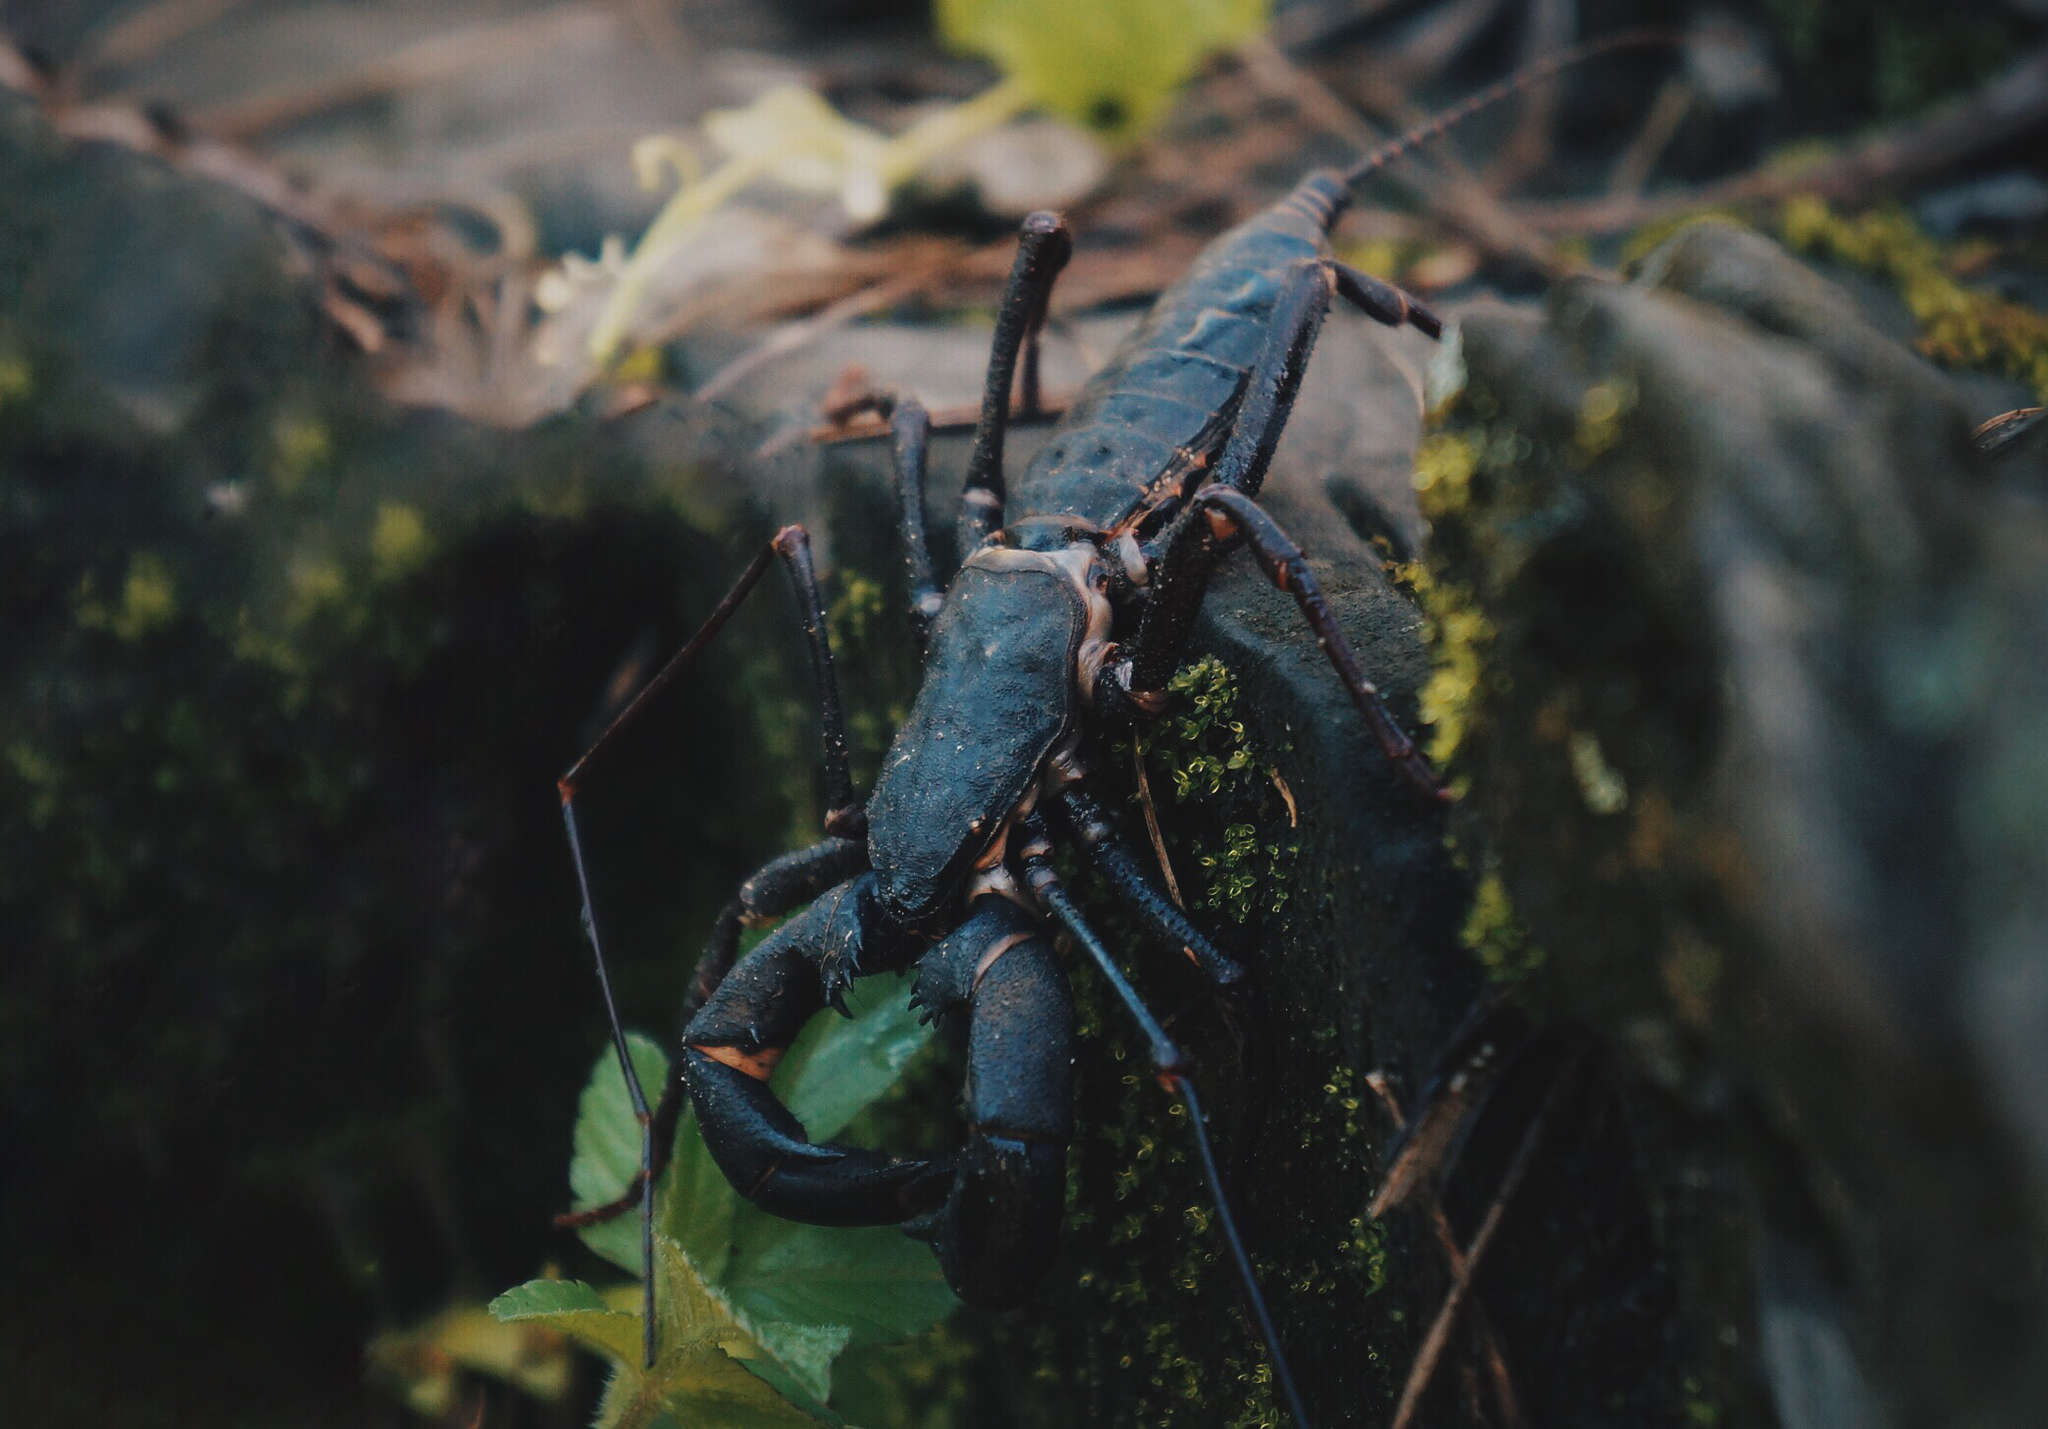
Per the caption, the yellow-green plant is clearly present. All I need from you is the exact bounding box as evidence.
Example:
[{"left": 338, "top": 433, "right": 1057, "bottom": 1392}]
[{"left": 575, "top": 0, "right": 1270, "bottom": 364}]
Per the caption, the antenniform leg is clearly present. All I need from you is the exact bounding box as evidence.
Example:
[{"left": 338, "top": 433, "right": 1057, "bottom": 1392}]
[
  {"left": 908, "top": 898, "right": 1074, "bottom": 1306},
  {"left": 1048, "top": 786, "right": 1265, "bottom": 1086},
  {"left": 682, "top": 874, "right": 951, "bottom": 1223},
  {"left": 1014, "top": 816, "right": 1313, "bottom": 1429},
  {"left": 561, "top": 525, "right": 860, "bottom": 831},
  {"left": 555, "top": 524, "right": 864, "bottom": 1362}
]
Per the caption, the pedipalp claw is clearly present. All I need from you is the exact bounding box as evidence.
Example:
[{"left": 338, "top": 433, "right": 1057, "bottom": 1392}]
[{"left": 819, "top": 951, "right": 859, "bottom": 1018}]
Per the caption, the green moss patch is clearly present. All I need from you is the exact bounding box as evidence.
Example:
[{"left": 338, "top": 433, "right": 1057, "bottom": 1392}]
[{"left": 1781, "top": 195, "right": 2048, "bottom": 399}]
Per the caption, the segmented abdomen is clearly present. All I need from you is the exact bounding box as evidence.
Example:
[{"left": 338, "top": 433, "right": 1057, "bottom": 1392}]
[{"left": 1012, "top": 198, "right": 1331, "bottom": 528}]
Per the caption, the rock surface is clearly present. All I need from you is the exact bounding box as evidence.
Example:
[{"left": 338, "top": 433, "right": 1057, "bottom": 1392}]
[{"left": 1425, "top": 219, "right": 2048, "bottom": 1429}]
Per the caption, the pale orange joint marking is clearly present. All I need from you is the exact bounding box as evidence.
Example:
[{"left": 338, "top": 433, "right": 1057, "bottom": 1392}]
[
  {"left": 1204, "top": 507, "right": 1238, "bottom": 542},
  {"left": 694, "top": 1043, "right": 784, "bottom": 1081},
  {"left": 971, "top": 932, "right": 1036, "bottom": 995}
]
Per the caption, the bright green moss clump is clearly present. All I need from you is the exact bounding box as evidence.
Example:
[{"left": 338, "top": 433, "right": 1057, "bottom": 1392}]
[
  {"left": 1143, "top": 654, "right": 1257, "bottom": 800},
  {"left": 370, "top": 502, "right": 432, "bottom": 582},
  {"left": 0, "top": 349, "right": 32, "bottom": 407},
  {"left": 1781, "top": 194, "right": 2048, "bottom": 399},
  {"left": 74, "top": 551, "right": 179, "bottom": 642},
  {"left": 981, "top": 996, "right": 1398, "bottom": 1428},
  {"left": 1404, "top": 433, "right": 1496, "bottom": 782},
  {"left": 1461, "top": 868, "right": 1544, "bottom": 984},
  {"left": 1135, "top": 655, "right": 1299, "bottom": 924}
]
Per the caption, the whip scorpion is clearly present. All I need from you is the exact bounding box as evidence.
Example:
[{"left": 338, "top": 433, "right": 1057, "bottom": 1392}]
[{"left": 556, "top": 32, "right": 1681, "bottom": 1424}]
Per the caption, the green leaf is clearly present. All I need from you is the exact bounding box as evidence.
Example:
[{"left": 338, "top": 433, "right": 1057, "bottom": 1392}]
[
  {"left": 495, "top": 1243, "right": 828, "bottom": 1429},
  {"left": 566, "top": 1033, "right": 673, "bottom": 1275},
  {"left": 744, "top": 1356, "right": 846, "bottom": 1426},
  {"left": 723, "top": 1221, "right": 958, "bottom": 1346},
  {"left": 774, "top": 973, "right": 932, "bottom": 1141},
  {"left": 671, "top": 974, "right": 957, "bottom": 1353},
  {"left": 545, "top": 976, "right": 957, "bottom": 1420},
  {"left": 731, "top": 1315, "right": 852, "bottom": 1407},
  {"left": 491, "top": 1277, "right": 646, "bottom": 1368},
  {"left": 489, "top": 1277, "right": 610, "bottom": 1319},
  {"left": 937, "top": 0, "right": 1270, "bottom": 139}
]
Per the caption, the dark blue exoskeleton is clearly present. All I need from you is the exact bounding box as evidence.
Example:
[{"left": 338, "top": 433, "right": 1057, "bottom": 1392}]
[
  {"left": 554, "top": 34, "right": 1677, "bottom": 1424},
  {"left": 664, "top": 166, "right": 1448, "bottom": 1312}
]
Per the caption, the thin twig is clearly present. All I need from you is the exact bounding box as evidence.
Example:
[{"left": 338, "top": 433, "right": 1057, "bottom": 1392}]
[
  {"left": 1480, "top": 0, "right": 1572, "bottom": 190},
  {"left": 1394, "top": 0, "right": 1511, "bottom": 86},
  {"left": 1368, "top": 1073, "right": 1527, "bottom": 1429},
  {"left": 1236, "top": 31, "right": 1560, "bottom": 275},
  {"left": 9, "top": 93, "right": 392, "bottom": 281},
  {"left": 1238, "top": 33, "right": 1384, "bottom": 156},
  {"left": 0, "top": 27, "right": 465, "bottom": 294},
  {"left": 692, "top": 259, "right": 949, "bottom": 406},
  {"left": 1133, "top": 743, "right": 1187, "bottom": 909},
  {"left": 1515, "top": 44, "right": 2048, "bottom": 235},
  {"left": 1389, "top": 1051, "right": 1586, "bottom": 1429},
  {"left": 1606, "top": 76, "right": 1694, "bottom": 198},
  {"left": 1266, "top": 767, "right": 1299, "bottom": 828},
  {"left": 1268, "top": 0, "right": 1406, "bottom": 51}
]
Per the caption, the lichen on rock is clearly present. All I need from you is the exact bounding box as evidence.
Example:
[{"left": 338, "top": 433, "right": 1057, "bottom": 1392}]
[{"left": 1420, "top": 218, "right": 2048, "bottom": 1429}]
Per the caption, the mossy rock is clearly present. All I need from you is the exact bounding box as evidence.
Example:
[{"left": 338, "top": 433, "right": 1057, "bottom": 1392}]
[
  {"left": 774, "top": 301, "right": 1732, "bottom": 1425},
  {"left": 0, "top": 88, "right": 828, "bottom": 1424},
  {"left": 1422, "top": 219, "right": 2048, "bottom": 1429}
]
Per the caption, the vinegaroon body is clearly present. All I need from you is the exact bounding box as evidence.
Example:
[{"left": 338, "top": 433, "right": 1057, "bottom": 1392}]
[{"left": 557, "top": 34, "right": 1678, "bottom": 1424}]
